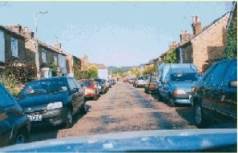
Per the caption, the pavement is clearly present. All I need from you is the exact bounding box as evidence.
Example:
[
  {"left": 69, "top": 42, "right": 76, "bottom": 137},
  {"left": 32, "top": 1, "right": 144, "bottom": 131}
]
[{"left": 30, "top": 81, "right": 197, "bottom": 142}]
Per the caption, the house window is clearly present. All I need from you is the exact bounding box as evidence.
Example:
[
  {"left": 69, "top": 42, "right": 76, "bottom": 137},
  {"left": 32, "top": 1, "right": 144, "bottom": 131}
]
[
  {"left": 54, "top": 56, "right": 58, "bottom": 65},
  {"left": 42, "top": 52, "right": 47, "bottom": 63},
  {"left": 10, "top": 37, "right": 18, "bottom": 57},
  {"left": 0, "top": 30, "right": 5, "bottom": 62}
]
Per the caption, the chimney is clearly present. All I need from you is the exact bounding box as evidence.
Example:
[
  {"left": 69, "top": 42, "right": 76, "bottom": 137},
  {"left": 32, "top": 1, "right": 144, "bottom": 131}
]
[
  {"left": 192, "top": 16, "right": 202, "bottom": 35},
  {"left": 180, "top": 31, "right": 191, "bottom": 44}
]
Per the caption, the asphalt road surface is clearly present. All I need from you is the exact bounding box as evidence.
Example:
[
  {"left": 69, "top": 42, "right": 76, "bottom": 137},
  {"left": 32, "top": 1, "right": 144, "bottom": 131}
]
[{"left": 30, "top": 81, "right": 198, "bottom": 142}]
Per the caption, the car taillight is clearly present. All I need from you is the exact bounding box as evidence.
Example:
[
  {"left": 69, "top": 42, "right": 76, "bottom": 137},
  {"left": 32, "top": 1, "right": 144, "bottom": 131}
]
[{"left": 88, "top": 85, "right": 96, "bottom": 89}]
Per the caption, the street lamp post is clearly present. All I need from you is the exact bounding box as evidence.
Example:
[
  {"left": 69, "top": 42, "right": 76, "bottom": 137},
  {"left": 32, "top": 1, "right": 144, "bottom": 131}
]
[{"left": 33, "top": 11, "right": 48, "bottom": 79}]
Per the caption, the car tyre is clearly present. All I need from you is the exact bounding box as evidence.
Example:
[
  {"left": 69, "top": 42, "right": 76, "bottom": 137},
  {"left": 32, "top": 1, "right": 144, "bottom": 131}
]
[
  {"left": 169, "top": 98, "right": 175, "bottom": 107},
  {"left": 193, "top": 103, "right": 204, "bottom": 128},
  {"left": 65, "top": 109, "right": 73, "bottom": 128},
  {"left": 14, "top": 129, "right": 29, "bottom": 144}
]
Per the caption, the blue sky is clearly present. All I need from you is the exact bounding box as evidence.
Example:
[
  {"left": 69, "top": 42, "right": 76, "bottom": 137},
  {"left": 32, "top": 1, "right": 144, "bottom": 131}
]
[{"left": 0, "top": 2, "right": 232, "bottom": 66}]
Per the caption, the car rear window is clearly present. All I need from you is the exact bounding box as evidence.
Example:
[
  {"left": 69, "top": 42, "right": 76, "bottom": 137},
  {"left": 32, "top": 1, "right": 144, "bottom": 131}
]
[{"left": 0, "top": 85, "right": 15, "bottom": 107}]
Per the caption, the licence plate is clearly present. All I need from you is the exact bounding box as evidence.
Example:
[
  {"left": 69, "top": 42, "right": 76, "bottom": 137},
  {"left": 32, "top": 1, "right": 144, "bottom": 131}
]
[{"left": 27, "top": 114, "right": 42, "bottom": 121}]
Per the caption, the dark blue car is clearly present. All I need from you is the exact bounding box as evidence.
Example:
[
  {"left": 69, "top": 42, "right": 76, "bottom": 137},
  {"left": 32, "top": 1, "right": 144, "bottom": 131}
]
[
  {"left": 0, "top": 84, "right": 30, "bottom": 147},
  {"left": 17, "top": 76, "right": 86, "bottom": 128},
  {"left": 157, "top": 64, "right": 199, "bottom": 106}
]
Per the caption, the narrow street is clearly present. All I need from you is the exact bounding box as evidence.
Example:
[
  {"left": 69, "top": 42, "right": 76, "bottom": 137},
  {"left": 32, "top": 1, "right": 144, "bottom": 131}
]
[{"left": 31, "top": 82, "right": 196, "bottom": 142}]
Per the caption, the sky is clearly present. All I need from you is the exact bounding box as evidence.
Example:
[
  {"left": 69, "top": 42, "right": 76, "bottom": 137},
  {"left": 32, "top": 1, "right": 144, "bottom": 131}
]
[{"left": 0, "top": 2, "right": 232, "bottom": 67}]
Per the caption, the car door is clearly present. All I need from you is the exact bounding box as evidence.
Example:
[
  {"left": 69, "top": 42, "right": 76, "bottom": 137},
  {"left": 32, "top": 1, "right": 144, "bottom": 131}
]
[
  {"left": 73, "top": 79, "right": 85, "bottom": 105},
  {"left": 201, "top": 61, "right": 230, "bottom": 115},
  {"left": 0, "top": 106, "right": 11, "bottom": 147},
  {"left": 219, "top": 60, "right": 237, "bottom": 119},
  {"left": 0, "top": 86, "right": 15, "bottom": 146},
  {"left": 67, "top": 78, "right": 81, "bottom": 114}
]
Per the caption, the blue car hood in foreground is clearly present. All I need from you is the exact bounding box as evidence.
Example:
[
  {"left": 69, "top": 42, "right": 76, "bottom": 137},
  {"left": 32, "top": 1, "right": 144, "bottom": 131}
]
[{"left": 1, "top": 129, "right": 236, "bottom": 152}]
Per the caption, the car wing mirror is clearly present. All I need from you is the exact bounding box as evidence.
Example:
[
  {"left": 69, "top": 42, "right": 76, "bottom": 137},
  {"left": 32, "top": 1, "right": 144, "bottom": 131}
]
[
  {"left": 229, "top": 80, "right": 237, "bottom": 88},
  {"left": 71, "top": 88, "right": 79, "bottom": 94}
]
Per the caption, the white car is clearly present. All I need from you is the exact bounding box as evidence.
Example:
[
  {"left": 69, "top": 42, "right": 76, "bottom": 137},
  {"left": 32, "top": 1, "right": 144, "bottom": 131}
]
[{"left": 134, "top": 77, "right": 149, "bottom": 88}]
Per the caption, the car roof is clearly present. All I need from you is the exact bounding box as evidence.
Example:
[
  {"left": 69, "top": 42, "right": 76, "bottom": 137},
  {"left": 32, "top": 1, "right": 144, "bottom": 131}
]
[{"left": 26, "top": 76, "right": 73, "bottom": 84}]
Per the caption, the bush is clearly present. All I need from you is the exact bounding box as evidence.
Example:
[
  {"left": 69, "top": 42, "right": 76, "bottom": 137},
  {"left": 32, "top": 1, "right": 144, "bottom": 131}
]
[{"left": 0, "top": 73, "right": 20, "bottom": 96}]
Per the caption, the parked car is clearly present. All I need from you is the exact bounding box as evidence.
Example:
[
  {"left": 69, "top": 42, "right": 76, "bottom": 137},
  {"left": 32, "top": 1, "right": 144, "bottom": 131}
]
[
  {"left": 0, "top": 84, "right": 31, "bottom": 147},
  {"left": 17, "top": 76, "right": 86, "bottom": 128},
  {"left": 94, "top": 79, "right": 108, "bottom": 94},
  {"left": 133, "top": 76, "right": 149, "bottom": 88},
  {"left": 128, "top": 78, "right": 136, "bottom": 84},
  {"left": 157, "top": 64, "right": 199, "bottom": 106},
  {"left": 192, "top": 59, "right": 237, "bottom": 127},
  {"left": 81, "top": 80, "right": 100, "bottom": 100},
  {"left": 144, "top": 75, "right": 158, "bottom": 94}
]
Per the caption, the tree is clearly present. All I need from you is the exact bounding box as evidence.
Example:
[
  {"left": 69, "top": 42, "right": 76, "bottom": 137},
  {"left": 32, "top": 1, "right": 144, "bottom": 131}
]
[
  {"left": 163, "top": 48, "right": 178, "bottom": 63},
  {"left": 142, "top": 64, "right": 156, "bottom": 75},
  {"left": 87, "top": 65, "right": 98, "bottom": 79},
  {"left": 225, "top": 2, "right": 237, "bottom": 58}
]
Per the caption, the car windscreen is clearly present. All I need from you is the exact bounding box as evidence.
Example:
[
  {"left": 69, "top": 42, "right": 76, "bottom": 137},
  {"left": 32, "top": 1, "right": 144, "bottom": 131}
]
[
  {"left": 47, "top": 79, "right": 68, "bottom": 93},
  {"left": 0, "top": 85, "right": 15, "bottom": 107},
  {"left": 170, "top": 73, "right": 198, "bottom": 81}
]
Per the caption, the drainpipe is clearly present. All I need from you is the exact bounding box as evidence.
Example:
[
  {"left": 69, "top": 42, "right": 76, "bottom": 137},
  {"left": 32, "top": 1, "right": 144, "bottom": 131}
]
[{"left": 179, "top": 48, "right": 183, "bottom": 63}]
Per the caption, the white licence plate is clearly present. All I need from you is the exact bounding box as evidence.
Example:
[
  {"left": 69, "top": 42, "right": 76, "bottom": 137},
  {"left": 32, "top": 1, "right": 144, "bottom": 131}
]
[{"left": 27, "top": 114, "right": 42, "bottom": 121}]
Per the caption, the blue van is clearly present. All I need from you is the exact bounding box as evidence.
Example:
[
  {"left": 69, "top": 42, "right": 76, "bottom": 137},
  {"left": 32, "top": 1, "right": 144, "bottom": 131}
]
[{"left": 157, "top": 64, "right": 199, "bottom": 106}]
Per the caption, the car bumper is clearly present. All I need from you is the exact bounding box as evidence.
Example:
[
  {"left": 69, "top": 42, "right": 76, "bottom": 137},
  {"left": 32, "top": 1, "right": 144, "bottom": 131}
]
[
  {"left": 174, "top": 98, "right": 192, "bottom": 105},
  {"left": 26, "top": 108, "right": 67, "bottom": 127}
]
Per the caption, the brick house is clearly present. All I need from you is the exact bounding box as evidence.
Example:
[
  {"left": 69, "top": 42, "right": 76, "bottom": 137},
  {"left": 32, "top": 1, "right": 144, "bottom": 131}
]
[
  {"left": 6, "top": 25, "right": 68, "bottom": 78},
  {"left": 177, "top": 13, "right": 229, "bottom": 72},
  {"left": 38, "top": 41, "right": 67, "bottom": 78},
  {"left": 0, "top": 25, "right": 36, "bottom": 78}
]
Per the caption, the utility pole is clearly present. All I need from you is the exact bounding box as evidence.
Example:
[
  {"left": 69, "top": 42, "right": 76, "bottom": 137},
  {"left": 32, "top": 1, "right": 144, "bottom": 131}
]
[{"left": 33, "top": 10, "right": 48, "bottom": 79}]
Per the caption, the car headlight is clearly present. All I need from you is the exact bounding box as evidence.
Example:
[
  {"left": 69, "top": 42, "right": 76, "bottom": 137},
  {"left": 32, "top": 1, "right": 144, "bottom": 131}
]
[
  {"left": 173, "top": 89, "right": 186, "bottom": 97},
  {"left": 47, "top": 102, "right": 63, "bottom": 110},
  {"left": 191, "top": 87, "right": 197, "bottom": 93}
]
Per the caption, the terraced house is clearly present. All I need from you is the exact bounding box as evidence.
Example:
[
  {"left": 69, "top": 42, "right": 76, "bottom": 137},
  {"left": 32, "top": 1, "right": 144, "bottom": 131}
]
[
  {"left": 6, "top": 25, "right": 68, "bottom": 79},
  {"left": 176, "top": 13, "right": 229, "bottom": 72}
]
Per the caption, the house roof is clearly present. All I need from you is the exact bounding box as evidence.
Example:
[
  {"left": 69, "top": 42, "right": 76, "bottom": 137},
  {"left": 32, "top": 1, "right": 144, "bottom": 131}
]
[
  {"left": 0, "top": 25, "right": 25, "bottom": 39},
  {"left": 179, "top": 12, "right": 230, "bottom": 47},
  {"left": 38, "top": 40, "right": 66, "bottom": 56}
]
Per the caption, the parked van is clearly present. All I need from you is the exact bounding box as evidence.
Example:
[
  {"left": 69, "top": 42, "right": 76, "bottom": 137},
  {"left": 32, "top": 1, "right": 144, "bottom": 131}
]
[{"left": 156, "top": 64, "right": 199, "bottom": 106}]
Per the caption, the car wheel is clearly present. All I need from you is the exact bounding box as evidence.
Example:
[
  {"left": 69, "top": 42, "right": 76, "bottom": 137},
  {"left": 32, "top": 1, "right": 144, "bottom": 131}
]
[
  {"left": 65, "top": 109, "right": 73, "bottom": 128},
  {"left": 169, "top": 98, "right": 175, "bottom": 107},
  {"left": 14, "top": 129, "right": 28, "bottom": 144},
  {"left": 194, "top": 103, "right": 204, "bottom": 127},
  {"left": 80, "top": 104, "right": 87, "bottom": 114}
]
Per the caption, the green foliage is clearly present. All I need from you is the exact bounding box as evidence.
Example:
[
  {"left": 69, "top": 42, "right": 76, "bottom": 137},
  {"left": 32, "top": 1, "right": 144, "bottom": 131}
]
[
  {"left": 5, "top": 58, "right": 36, "bottom": 83},
  {"left": 142, "top": 65, "right": 156, "bottom": 75},
  {"left": 0, "top": 73, "right": 20, "bottom": 96},
  {"left": 225, "top": 5, "right": 237, "bottom": 58},
  {"left": 163, "top": 49, "right": 178, "bottom": 63},
  {"left": 87, "top": 66, "right": 98, "bottom": 79},
  {"left": 49, "top": 63, "right": 58, "bottom": 76},
  {"left": 75, "top": 65, "right": 98, "bottom": 79}
]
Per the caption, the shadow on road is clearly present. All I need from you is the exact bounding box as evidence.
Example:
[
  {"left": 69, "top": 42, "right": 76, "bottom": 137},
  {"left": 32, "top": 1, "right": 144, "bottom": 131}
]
[
  {"left": 30, "top": 109, "right": 88, "bottom": 142},
  {"left": 175, "top": 107, "right": 194, "bottom": 125}
]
